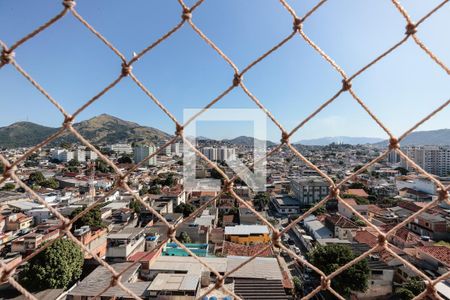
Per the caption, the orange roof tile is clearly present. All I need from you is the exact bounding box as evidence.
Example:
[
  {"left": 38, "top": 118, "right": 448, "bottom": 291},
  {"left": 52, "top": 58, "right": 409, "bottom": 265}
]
[
  {"left": 418, "top": 246, "right": 450, "bottom": 266},
  {"left": 347, "top": 189, "right": 369, "bottom": 198}
]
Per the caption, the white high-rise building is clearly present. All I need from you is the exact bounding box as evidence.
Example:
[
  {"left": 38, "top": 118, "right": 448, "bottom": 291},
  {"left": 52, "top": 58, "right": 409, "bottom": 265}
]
[
  {"left": 86, "top": 150, "right": 98, "bottom": 161},
  {"left": 218, "top": 147, "right": 236, "bottom": 162},
  {"left": 133, "top": 144, "right": 157, "bottom": 166},
  {"left": 108, "top": 143, "right": 133, "bottom": 154},
  {"left": 74, "top": 149, "right": 86, "bottom": 162},
  {"left": 401, "top": 146, "right": 450, "bottom": 177},
  {"left": 51, "top": 149, "right": 74, "bottom": 163},
  {"left": 165, "top": 142, "right": 183, "bottom": 157},
  {"left": 201, "top": 147, "right": 218, "bottom": 161},
  {"left": 200, "top": 146, "right": 236, "bottom": 162}
]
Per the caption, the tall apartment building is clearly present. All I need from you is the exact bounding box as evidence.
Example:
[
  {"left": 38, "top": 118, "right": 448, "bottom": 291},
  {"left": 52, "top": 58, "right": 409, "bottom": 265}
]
[
  {"left": 133, "top": 144, "right": 157, "bottom": 166},
  {"left": 51, "top": 149, "right": 97, "bottom": 163},
  {"left": 201, "top": 147, "right": 218, "bottom": 161},
  {"left": 290, "top": 176, "right": 330, "bottom": 206},
  {"left": 51, "top": 149, "right": 74, "bottom": 163},
  {"left": 74, "top": 149, "right": 86, "bottom": 162},
  {"left": 401, "top": 146, "right": 450, "bottom": 177},
  {"left": 108, "top": 143, "right": 133, "bottom": 154},
  {"left": 201, "top": 146, "right": 235, "bottom": 162},
  {"left": 165, "top": 142, "right": 182, "bottom": 157},
  {"left": 218, "top": 146, "right": 236, "bottom": 161}
]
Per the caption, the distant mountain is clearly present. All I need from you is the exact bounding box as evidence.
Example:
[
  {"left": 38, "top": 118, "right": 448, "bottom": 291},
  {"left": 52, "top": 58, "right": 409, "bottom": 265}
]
[
  {"left": 0, "top": 114, "right": 172, "bottom": 148},
  {"left": 0, "top": 122, "right": 59, "bottom": 148},
  {"left": 296, "top": 136, "right": 384, "bottom": 146},
  {"left": 374, "top": 129, "right": 450, "bottom": 147},
  {"left": 223, "top": 136, "right": 277, "bottom": 147}
]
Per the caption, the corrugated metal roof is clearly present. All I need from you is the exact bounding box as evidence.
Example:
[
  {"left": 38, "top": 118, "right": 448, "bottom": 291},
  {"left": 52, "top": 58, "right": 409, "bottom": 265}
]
[{"left": 148, "top": 273, "right": 199, "bottom": 291}]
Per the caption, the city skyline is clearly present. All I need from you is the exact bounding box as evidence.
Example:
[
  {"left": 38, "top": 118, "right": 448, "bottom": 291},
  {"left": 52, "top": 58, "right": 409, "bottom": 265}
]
[{"left": 1, "top": 0, "right": 449, "bottom": 141}]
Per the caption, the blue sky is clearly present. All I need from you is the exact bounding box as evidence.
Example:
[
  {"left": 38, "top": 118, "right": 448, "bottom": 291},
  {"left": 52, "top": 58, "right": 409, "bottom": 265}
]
[{"left": 0, "top": 0, "right": 449, "bottom": 142}]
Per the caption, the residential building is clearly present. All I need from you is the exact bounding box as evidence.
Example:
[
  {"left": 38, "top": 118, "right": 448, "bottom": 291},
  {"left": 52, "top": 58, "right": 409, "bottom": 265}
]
[
  {"left": 325, "top": 214, "right": 359, "bottom": 241},
  {"left": 5, "top": 213, "right": 33, "bottom": 231},
  {"left": 406, "top": 212, "right": 448, "bottom": 241},
  {"left": 73, "top": 226, "right": 107, "bottom": 259},
  {"left": 224, "top": 225, "right": 270, "bottom": 245},
  {"left": 201, "top": 147, "right": 218, "bottom": 161},
  {"left": 108, "top": 143, "right": 133, "bottom": 154},
  {"left": 133, "top": 144, "right": 157, "bottom": 166},
  {"left": 290, "top": 176, "right": 329, "bottom": 206},
  {"left": 270, "top": 194, "right": 300, "bottom": 215},
  {"left": 401, "top": 146, "right": 450, "bottom": 177},
  {"left": 106, "top": 228, "right": 146, "bottom": 261}
]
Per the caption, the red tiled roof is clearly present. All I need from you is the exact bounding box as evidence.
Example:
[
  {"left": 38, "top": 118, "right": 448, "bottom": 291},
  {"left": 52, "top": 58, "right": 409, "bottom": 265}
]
[
  {"left": 222, "top": 241, "right": 273, "bottom": 257},
  {"left": 128, "top": 250, "right": 160, "bottom": 262},
  {"left": 368, "top": 205, "right": 384, "bottom": 215},
  {"left": 347, "top": 189, "right": 369, "bottom": 198},
  {"left": 223, "top": 215, "right": 234, "bottom": 223},
  {"left": 326, "top": 215, "right": 358, "bottom": 228},
  {"left": 394, "top": 228, "right": 421, "bottom": 244},
  {"left": 418, "top": 246, "right": 450, "bottom": 266},
  {"left": 342, "top": 198, "right": 357, "bottom": 206},
  {"left": 354, "top": 230, "right": 377, "bottom": 247}
]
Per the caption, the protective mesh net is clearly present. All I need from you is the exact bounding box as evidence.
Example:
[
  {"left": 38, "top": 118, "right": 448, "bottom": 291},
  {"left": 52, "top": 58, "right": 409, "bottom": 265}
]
[{"left": 0, "top": 0, "right": 449, "bottom": 299}]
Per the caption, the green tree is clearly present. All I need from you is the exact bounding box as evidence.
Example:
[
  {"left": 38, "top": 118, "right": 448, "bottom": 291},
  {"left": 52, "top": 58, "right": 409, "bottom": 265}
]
[
  {"left": 253, "top": 192, "right": 270, "bottom": 211},
  {"left": 314, "top": 205, "right": 326, "bottom": 215},
  {"left": 149, "top": 185, "right": 161, "bottom": 194},
  {"left": 28, "top": 171, "right": 46, "bottom": 185},
  {"left": 18, "top": 238, "right": 84, "bottom": 291},
  {"left": 118, "top": 155, "right": 132, "bottom": 164},
  {"left": 349, "top": 182, "right": 365, "bottom": 189},
  {"left": 68, "top": 159, "right": 80, "bottom": 167},
  {"left": 164, "top": 173, "right": 175, "bottom": 187},
  {"left": 1, "top": 183, "right": 15, "bottom": 191},
  {"left": 179, "top": 231, "right": 192, "bottom": 243},
  {"left": 174, "top": 203, "right": 195, "bottom": 217},
  {"left": 95, "top": 159, "right": 113, "bottom": 173},
  {"left": 292, "top": 276, "right": 303, "bottom": 296},
  {"left": 394, "top": 288, "right": 415, "bottom": 300},
  {"left": 70, "top": 206, "right": 105, "bottom": 230},
  {"left": 401, "top": 277, "right": 426, "bottom": 297},
  {"left": 139, "top": 185, "right": 149, "bottom": 196},
  {"left": 41, "top": 178, "right": 59, "bottom": 189},
  {"left": 308, "top": 244, "right": 369, "bottom": 297},
  {"left": 59, "top": 141, "right": 72, "bottom": 149},
  {"left": 395, "top": 167, "right": 409, "bottom": 176},
  {"left": 129, "top": 200, "right": 142, "bottom": 214}
]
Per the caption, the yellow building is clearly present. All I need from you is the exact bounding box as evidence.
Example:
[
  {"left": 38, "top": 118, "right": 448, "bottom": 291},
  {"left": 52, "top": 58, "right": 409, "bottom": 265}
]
[{"left": 224, "top": 225, "right": 271, "bottom": 245}]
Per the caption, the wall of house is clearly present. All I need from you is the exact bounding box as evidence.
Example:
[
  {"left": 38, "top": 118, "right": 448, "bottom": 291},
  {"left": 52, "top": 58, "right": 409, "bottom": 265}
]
[{"left": 226, "top": 233, "right": 270, "bottom": 245}]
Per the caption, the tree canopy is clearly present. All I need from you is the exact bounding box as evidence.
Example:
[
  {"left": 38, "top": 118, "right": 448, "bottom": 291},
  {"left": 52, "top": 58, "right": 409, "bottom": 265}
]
[
  {"left": 394, "top": 277, "right": 426, "bottom": 299},
  {"left": 174, "top": 203, "right": 195, "bottom": 217},
  {"left": 19, "top": 238, "right": 84, "bottom": 291},
  {"left": 308, "top": 244, "right": 369, "bottom": 297},
  {"left": 179, "top": 231, "right": 192, "bottom": 243},
  {"left": 253, "top": 192, "right": 270, "bottom": 211},
  {"left": 118, "top": 155, "right": 132, "bottom": 164},
  {"left": 70, "top": 206, "right": 105, "bottom": 230},
  {"left": 1, "top": 183, "right": 16, "bottom": 191}
]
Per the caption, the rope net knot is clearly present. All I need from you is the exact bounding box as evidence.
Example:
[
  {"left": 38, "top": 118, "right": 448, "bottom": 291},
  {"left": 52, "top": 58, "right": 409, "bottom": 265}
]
[
  {"left": 182, "top": 8, "right": 192, "bottom": 21},
  {"left": 405, "top": 23, "right": 417, "bottom": 35},
  {"left": 1, "top": 50, "right": 15, "bottom": 64},
  {"left": 62, "top": 0, "right": 76, "bottom": 9}
]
